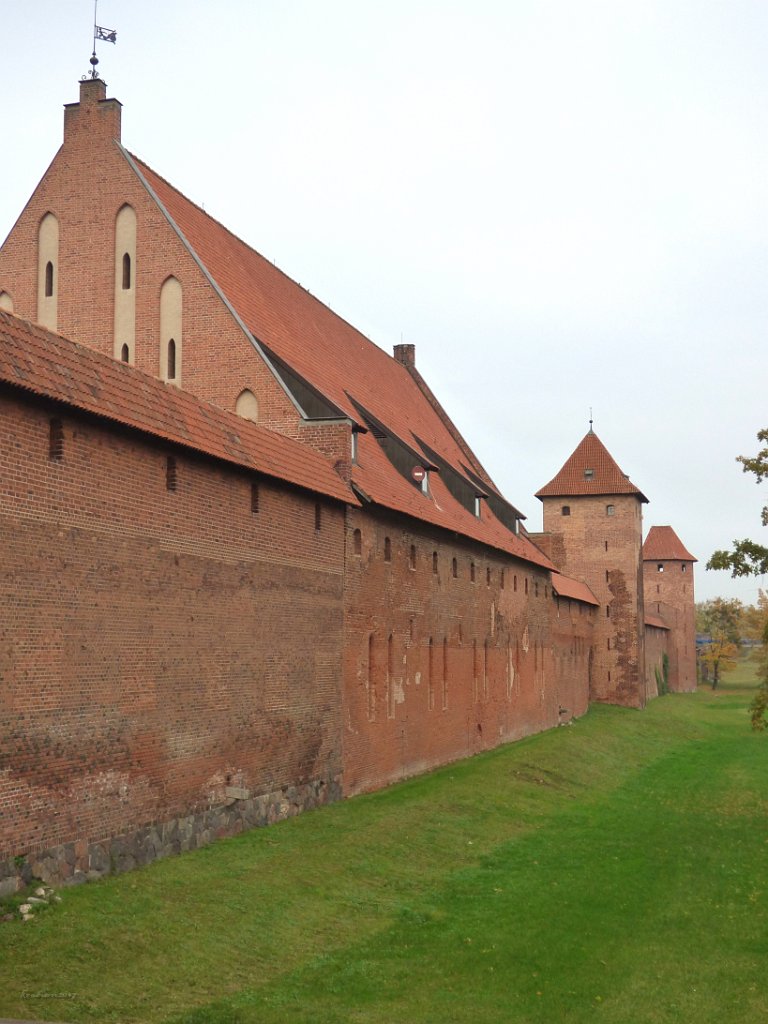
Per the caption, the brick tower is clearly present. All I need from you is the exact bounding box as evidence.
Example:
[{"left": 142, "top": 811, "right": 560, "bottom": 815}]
[
  {"left": 536, "top": 430, "right": 648, "bottom": 708},
  {"left": 642, "top": 526, "right": 697, "bottom": 692}
]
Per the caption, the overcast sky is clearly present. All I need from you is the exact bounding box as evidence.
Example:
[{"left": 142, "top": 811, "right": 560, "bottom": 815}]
[{"left": 2, "top": 1, "right": 766, "bottom": 605}]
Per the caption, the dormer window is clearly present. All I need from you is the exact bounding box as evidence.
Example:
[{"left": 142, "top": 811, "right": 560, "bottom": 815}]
[
  {"left": 351, "top": 430, "right": 359, "bottom": 463},
  {"left": 474, "top": 495, "right": 481, "bottom": 517},
  {"left": 421, "top": 470, "right": 430, "bottom": 496},
  {"left": 584, "top": 468, "right": 594, "bottom": 479}
]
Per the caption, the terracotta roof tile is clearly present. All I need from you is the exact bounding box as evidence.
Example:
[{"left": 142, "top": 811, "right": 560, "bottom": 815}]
[
  {"left": 0, "top": 310, "right": 354, "bottom": 505},
  {"left": 645, "top": 613, "right": 670, "bottom": 630},
  {"left": 551, "top": 574, "right": 599, "bottom": 606},
  {"left": 127, "top": 153, "right": 551, "bottom": 568},
  {"left": 536, "top": 431, "right": 648, "bottom": 501},
  {"left": 643, "top": 525, "right": 697, "bottom": 562}
]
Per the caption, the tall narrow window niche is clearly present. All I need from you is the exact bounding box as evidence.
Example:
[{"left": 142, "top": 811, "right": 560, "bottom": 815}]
[
  {"left": 160, "top": 276, "right": 182, "bottom": 383},
  {"left": 114, "top": 205, "right": 137, "bottom": 363},
  {"left": 0, "top": 291, "right": 13, "bottom": 312},
  {"left": 37, "top": 212, "right": 59, "bottom": 330}
]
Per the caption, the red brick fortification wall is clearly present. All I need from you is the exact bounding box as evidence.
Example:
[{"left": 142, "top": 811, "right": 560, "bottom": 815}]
[
  {"left": 549, "top": 595, "right": 595, "bottom": 721},
  {"left": 342, "top": 509, "right": 568, "bottom": 795},
  {"left": 0, "top": 394, "right": 345, "bottom": 888},
  {"left": 644, "top": 625, "right": 669, "bottom": 698},
  {"left": 540, "top": 494, "right": 646, "bottom": 708},
  {"left": 643, "top": 561, "right": 696, "bottom": 692}
]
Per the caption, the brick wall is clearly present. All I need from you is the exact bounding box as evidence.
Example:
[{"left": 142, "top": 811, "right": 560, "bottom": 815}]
[
  {"left": 0, "top": 391, "right": 345, "bottom": 862},
  {"left": 341, "top": 508, "right": 568, "bottom": 795},
  {"left": 643, "top": 560, "right": 696, "bottom": 692},
  {"left": 538, "top": 492, "right": 647, "bottom": 708}
]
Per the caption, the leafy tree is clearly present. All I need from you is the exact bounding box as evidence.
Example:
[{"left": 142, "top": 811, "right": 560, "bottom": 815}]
[
  {"left": 707, "top": 428, "right": 768, "bottom": 577},
  {"left": 697, "top": 598, "right": 742, "bottom": 689}
]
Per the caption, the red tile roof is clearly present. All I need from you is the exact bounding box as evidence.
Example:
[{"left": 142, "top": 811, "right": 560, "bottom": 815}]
[
  {"left": 551, "top": 574, "right": 599, "bottom": 606},
  {"left": 127, "top": 153, "right": 552, "bottom": 569},
  {"left": 0, "top": 310, "right": 354, "bottom": 505},
  {"left": 536, "top": 431, "right": 648, "bottom": 501},
  {"left": 643, "top": 525, "right": 697, "bottom": 562},
  {"left": 645, "top": 613, "right": 670, "bottom": 630}
]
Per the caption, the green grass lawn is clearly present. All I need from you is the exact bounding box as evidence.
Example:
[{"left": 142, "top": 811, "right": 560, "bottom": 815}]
[{"left": 2, "top": 669, "right": 766, "bottom": 1024}]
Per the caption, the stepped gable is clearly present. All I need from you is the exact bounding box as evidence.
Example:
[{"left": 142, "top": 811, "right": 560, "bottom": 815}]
[
  {"left": 536, "top": 429, "right": 648, "bottom": 502},
  {"left": 0, "top": 309, "right": 354, "bottom": 505},
  {"left": 550, "top": 573, "right": 599, "bottom": 606},
  {"left": 643, "top": 525, "right": 697, "bottom": 562},
  {"left": 126, "top": 155, "right": 552, "bottom": 569}
]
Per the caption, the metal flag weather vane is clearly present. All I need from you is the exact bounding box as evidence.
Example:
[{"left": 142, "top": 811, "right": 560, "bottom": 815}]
[{"left": 87, "top": 0, "right": 117, "bottom": 80}]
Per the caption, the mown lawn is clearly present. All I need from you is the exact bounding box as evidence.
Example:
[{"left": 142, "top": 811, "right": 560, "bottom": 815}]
[{"left": 2, "top": 668, "right": 766, "bottom": 1024}]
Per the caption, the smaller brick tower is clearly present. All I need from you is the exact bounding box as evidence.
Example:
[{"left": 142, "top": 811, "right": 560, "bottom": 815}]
[
  {"left": 642, "top": 526, "right": 697, "bottom": 692},
  {"left": 535, "top": 429, "right": 648, "bottom": 708}
]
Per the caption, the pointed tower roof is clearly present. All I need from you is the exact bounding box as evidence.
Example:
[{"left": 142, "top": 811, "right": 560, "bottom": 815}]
[
  {"left": 643, "top": 525, "right": 696, "bottom": 562},
  {"left": 536, "top": 430, "right": 648, "bottom": 502}
]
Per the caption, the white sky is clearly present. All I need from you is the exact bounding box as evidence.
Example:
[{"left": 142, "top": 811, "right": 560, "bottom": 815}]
[{"left": 2, "top": 0, "right": 766, "bottom": 605}]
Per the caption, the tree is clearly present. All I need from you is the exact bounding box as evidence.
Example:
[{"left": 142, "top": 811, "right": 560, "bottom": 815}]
[
  {"left": 707, "top": 428, "right": 768, "bottom": 577},
  {"left": 707, "top": 430, "right": 768, "bottom": 722},
  {"left": 697, "top": 598, "right": 742, "bottom": 689}
]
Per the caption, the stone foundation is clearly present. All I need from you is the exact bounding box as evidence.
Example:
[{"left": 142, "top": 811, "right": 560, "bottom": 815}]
[{"left": 0, "top": 777, "right": 341, "bottom": 896}]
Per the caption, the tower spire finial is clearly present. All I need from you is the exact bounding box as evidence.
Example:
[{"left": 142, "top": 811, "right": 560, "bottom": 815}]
[
  {"left": 86, "top": 0, "right": 117, "bottom": 82},
  {"left": 589, "top": 407, "right": 594, "bottom": 433}
]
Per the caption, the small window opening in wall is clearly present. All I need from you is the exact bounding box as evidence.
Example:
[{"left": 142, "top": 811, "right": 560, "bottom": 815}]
[
  {"left": 682, "top": 563, "right": 687, "bottom": 573},
  {"left": 44, "top": 261, "right": 54, "bottom": 298},
  {"left": 167, "top": 338, "right": 177, "bottom": 380},
  {"left": 384, "top": 536, "right": 391, "bottom": 562},
  {"left": 607, "top": 638, "right": 611, "bottom": 650},
  {"left": 452, "top": 557, "right": 458, "bottom": 578},
  {"left": 409, "top": 544, "right": 416, "bottom": 570},
  {"left": 166, "top": 455, "right": 177, "bottom": 491},
  {"left": 513, "top": 574, "right": 517, "bottom": 592},
  {"left": 608, "top": 671, "right": 611, "bottom": 682},
  {"left": 486, "top": 567, "right": 491, "bottom": 587},
  {"left": 604, "top": 540, "right": 608, "bottom": 552},
  {"left": 525, "top": 578, "right": 528, "bottom": 595},
  {"left": 353, "top": 528, "right": 362, "bottom": 556},
  {"left": 432, "top": 550, "right": 438, "bottom": 574},
  {"left": 657, "top": 563, "right": 664, "bottom": 572},
  {"left": 120, "top": 343, "right": 129, "bottom": 363},
  {"left": 606, "top": 504, "right": 615, "bottom": 516},
  {"left": 470, "top": 562, "right": 476, "bottom": 583},
  {"left": 605, "top": 570, "right": 610, "bottom": 583},
  {"left": 500, "top": 569, "right": 505, "bottom": 590},
  {"left": 534, "top": 580, "right": 539, "bottom": 597},
  {"left": 561, "top": 505, "right": 571, "bottom": 516},
  {"left": 656, "top": 584, "right": 660, "bottom": 594},
  {"left": 251, "top": 481, "right": 259, "bottom": 513},
  {"left": 48, "top": 417, "right": 64, "bottom": 461},
  {"left": 606, "top": 604, "right": 610, "bottom": 618},
  {"left": 122, "top": 252, "right": 131, "bottom": 290},
  {"left": 314, "top": 503, "right": 322, "bottom": 531}
]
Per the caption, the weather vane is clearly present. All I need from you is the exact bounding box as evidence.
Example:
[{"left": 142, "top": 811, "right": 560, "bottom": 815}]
[{"left": 86, "top": 0, "right": 117, "bottom": 80}]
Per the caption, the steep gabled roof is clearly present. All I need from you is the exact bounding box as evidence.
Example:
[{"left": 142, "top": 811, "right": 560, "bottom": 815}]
[
  {"left": 124, "top": 153, "right": 553, "bottom": 569},
  {"left": 0, "top": 309, "right": 354, "bottom": 505},
  {"left": 551, "top": 574, "right": 599, "bottom": 606},
  {"left": 643, "top": 525, "right": 697, "bottom": 562},
  {"left": 536, "top": 430, "right": 648, "bottom": 502}
]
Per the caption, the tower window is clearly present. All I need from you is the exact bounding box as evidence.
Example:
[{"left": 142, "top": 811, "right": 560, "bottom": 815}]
[
  {"left": 452, "top": 557, "right": 458, "bottom": 579},
  {"left": 167, "top": 339, "right": 177, "bottom": 380},
  {"left": 682, "top": 564, "right": 687, "bottom": 573},
  {"left": 166, "top": 456, "right": 177, "bottom": 491},
  {"left": 384, "top": 537, "right": 391, "bottom": 562},
  {"left": 44, "top": 261, "right": 54, "bottom": 298},
  {"left": 120, "top": 343, "right": 129, "bottom": 363},
  {"left": 657, "top": 564, "right": 664, "bottom": 573},
  {"left": 432, "top": 551, "right": 438, "bottom": 574},
  {"left": 409, "top": 544, "right": 416, "bottom": 570},
  {"left": 353, "top": 528, "right": 362, "bottom": 556},
  {"left": 122, "top": 252, "right": 131, "bottom": 290},
  {"left": 314, "top": 503, "right": 322, "bottom": 531},
  {"left": 251, "top": 481, "right": 259, "bottom": 513},
  {"left": 561, "top": 505, "right": 571, "bottom": 516},
  {"left": 606, "top": 504, "right": 615, "bottom": 516},
  {"left": 470, "top": 562, "right": 476, "bottom": 583},
  {"left": 486, "top": 567, "right": 491, "bottom": 587}
]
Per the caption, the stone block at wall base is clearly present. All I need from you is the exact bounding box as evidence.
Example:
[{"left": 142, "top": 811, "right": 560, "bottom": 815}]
[{"left": 1, "top": 776, "right": 341, "bottom": 891}]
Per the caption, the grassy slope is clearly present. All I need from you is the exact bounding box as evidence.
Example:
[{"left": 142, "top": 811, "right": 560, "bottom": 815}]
[{"left": 1, "top": 671, "right": 766, "bottom": 1023}]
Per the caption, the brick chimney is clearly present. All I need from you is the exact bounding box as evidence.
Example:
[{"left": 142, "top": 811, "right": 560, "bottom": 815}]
[
  {"left": 63, "top": 79, "right": 122, "bottom": 147},
  {"left": 393, "top": 343, "right": 415, "bottom": 368}
]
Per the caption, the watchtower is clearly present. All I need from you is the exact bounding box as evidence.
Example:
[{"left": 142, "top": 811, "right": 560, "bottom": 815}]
[
  {"left": 642, "top": 526, "right": 697, "bottom": 692},
  {"left": 536, "top": 429, "right": 648, "bottom": 708}
]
